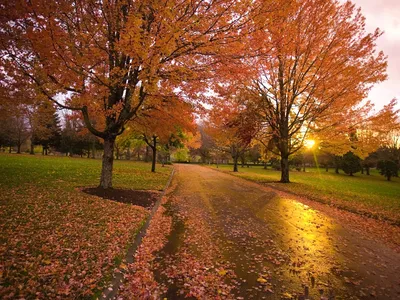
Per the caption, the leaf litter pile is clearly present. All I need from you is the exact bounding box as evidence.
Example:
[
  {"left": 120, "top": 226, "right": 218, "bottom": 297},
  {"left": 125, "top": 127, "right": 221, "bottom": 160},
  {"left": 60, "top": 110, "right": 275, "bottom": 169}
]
[
  {"left": 0, "top": 185, "right": 148, "bottom": 299},
  {"left": 0, "top": 155, "right": 172, "bottom": 299}
]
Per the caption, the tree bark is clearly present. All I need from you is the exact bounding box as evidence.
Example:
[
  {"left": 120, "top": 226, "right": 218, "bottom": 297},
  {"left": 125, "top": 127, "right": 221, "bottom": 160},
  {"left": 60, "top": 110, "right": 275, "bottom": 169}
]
[
  {"left": 145, "top": 146, "right": 150, "bottom": 162},
  {"left": 30, "top": 143, "right": 34, "bottom": 155},
  {"left": 366, "top": 167, "right": 370, "bottom": 175},
  {"left": 92, "top": 140, "right": 96, "bottom": 159},
  {"left": 126, "top": 145, "right": 131, "bottom": 160},
  {"left": 115, "top": 146, "right": 120, "bottom": 160},
  {"left": 280, "top": 156, "right": 290, "bottom": 183},
  {"left": 17, "top": 144, "right": 21, "bottom": 154},
  {"left": 100, "top": 137, "right": 116, "bottom": 189},
  {"left": 233, "top": 155, "right": 239, "bottom": 172},
  {"left": 151, "top": 136, "right": 157, "bottom": 173}
]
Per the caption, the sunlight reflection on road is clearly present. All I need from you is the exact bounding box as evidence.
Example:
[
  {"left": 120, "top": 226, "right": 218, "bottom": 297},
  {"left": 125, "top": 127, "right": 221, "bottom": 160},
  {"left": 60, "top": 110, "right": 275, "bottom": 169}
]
[{"left": 256, "top": 196, "right": 343, "bottom": 294}]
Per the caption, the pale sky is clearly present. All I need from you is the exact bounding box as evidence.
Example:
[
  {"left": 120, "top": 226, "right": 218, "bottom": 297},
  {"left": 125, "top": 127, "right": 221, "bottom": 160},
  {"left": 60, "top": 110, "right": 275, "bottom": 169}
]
[{"left": 351, "top": 0, "right": 400, "bottom": 110}]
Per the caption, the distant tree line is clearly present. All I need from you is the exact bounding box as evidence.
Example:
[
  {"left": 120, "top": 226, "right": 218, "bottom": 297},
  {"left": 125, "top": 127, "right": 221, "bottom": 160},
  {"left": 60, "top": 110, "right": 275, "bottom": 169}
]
[{"left": 0, "top": 100, "right": 192, "bottom": 173}]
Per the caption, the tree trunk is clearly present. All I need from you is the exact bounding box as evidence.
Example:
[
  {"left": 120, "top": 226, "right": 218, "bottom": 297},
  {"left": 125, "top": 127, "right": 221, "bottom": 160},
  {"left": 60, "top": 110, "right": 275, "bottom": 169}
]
[
  {"left": 325, "top": 166, "right": 328, "bottom": 172},
  {"left": 91, "top": 140, "right": 96, "bottom": 159},
  {"left": 280, "top": 156, "right": 290, "bottom": 183},
  {"left": 387, "top": 175, "right": 391, "bottom": 181},
  {"left": 9, "top": 146, "right": 11, "bottom": 153},
  {"left": 264, "top": 162, "right": 267, "bottom": 169},
  {"left": 30, "top": 143, "right": 34, "bottom": 155},
  {"left": 241, "top": 155, "right": 245, "bottom": 168},
  {"left": 115, "top": 146, "right": 120, "bottom": 160},
  {"left": 233, "top": 155, "right": 239, "bottom": 172},
  {"left": 100, "top": 137, "right": 115, "bottom": 189},
  {"left": 361, "top": 168, "right": 364, "bottom": 174},
  {"left": 17, "top": 144, "right": 21, "bottom": 154},
  {"left": 126, "top": 145, "right": 131, "bottom": 160},
  {"left": 145, "top": 146, "right": 150, "bottom": 162},
  {"left": 366, "top": 167, "right": 370, "bottom": 175},
  {"left": 151, "top": 136, "right": 157, "bottom": 173},
  {"left": 335, "top": 166, "right": 339, "bottom": 174}
]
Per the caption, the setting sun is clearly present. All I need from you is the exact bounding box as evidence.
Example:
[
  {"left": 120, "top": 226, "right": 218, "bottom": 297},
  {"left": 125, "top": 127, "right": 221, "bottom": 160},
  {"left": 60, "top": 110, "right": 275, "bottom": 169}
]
[{"left": 305, "top": 139, "right": 316, "bottom": 149}]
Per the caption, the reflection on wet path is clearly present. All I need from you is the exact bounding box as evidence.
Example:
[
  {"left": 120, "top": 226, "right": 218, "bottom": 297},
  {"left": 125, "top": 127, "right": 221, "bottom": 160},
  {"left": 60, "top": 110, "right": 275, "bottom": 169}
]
[{"left": 167, "top": 165, "right": 400, "bottom": 299}]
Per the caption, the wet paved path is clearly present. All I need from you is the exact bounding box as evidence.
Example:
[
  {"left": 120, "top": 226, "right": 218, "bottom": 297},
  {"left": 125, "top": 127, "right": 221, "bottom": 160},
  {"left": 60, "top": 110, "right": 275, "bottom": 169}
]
[{"left": 160, "top": 164, "right": 400, "bottom": 299}]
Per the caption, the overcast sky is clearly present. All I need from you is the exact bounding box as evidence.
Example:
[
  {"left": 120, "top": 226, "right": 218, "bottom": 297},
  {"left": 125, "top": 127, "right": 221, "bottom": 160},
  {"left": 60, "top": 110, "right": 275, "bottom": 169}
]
[{"left": 350, "top": 0, "right": 400, "bottom": 111}]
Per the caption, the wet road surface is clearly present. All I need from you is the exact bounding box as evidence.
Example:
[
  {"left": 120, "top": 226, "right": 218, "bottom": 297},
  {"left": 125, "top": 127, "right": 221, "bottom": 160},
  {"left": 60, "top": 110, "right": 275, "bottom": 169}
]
[{"left": 157, "top": 164, "right": 400, "bottom": 299}]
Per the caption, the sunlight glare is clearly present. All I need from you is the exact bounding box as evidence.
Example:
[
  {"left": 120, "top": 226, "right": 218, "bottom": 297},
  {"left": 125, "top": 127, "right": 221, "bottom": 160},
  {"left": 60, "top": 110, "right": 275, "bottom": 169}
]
[{"left": 305, "top": 139, "right": 315, "bottom": 149}]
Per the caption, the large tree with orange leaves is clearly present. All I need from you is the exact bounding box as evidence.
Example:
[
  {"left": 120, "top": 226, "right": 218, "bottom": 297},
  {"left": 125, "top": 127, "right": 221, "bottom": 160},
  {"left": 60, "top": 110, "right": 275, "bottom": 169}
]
[
  {"left": 0, "top": 0, "right": 254, "bottom": 188},
  {"left": 243, "top": 0, "right": 387, "bottom": 182}
]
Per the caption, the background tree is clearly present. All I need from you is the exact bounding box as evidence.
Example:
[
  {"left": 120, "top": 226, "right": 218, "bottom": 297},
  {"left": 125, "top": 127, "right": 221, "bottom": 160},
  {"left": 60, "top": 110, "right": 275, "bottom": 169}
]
[
  {"left": 242, "top": 0, "right": 387, "bottom": 182},
  {"left": 130, "top": 98, "right": 196, "bottom": 172},
  {"left": 341, "top": 152, "right": 362, "bottom": 176},
  {"left": 31, "top": 101, "right": 61, "bottom": 155},
  {"left": 206, "top": 96, "right": 260, "bottom": 172},
  {"left": 377, "top": 160, "right": 399, "bottom": 181}
]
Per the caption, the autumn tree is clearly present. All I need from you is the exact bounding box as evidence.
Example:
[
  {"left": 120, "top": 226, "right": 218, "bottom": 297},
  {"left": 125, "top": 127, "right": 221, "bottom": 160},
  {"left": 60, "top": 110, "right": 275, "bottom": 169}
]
[
  {"left": 1, "top": 0, "right": 256, "bottom": 188},
  {"left": 0, "top": 103, "right": 30, "bottom": 153},
  {"left": 370, "top": 99, "right": 400, "bottom": 150},
  {"left": 242, "top": 0, "right": 387, "bottom": 182},
  {"left": 207, "top": 95, "right": 260, "bottom": 172},
  {"left": 130, "top": 97, "right": 196, "bottom": 172},
  {"left": 31, "top": 101, "right": 61, "bottom": 155}
]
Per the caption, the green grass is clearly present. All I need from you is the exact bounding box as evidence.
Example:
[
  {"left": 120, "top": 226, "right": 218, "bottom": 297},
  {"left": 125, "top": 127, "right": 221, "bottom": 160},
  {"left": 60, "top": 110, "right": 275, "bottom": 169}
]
[
  {"left": 0, "top": 153, "right": 172, "bottom": 299},
  {"left": 0, "top": 153, "right": 171, "bottom": 190},
  {"left": 210, "top": 164, "right": 400, "bottom": 224}
]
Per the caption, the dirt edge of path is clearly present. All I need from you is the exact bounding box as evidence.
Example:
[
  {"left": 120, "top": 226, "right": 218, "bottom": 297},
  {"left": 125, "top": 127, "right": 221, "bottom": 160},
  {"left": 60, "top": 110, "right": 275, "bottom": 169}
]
[{"left": 99, "top": 168, "right": 176, "bottom": 300}]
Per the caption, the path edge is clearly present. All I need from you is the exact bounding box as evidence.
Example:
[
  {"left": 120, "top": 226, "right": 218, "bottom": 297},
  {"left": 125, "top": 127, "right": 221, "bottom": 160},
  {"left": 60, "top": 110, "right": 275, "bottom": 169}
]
[{"left": 99, "top": 168, "right": 175, "bottom": 300}]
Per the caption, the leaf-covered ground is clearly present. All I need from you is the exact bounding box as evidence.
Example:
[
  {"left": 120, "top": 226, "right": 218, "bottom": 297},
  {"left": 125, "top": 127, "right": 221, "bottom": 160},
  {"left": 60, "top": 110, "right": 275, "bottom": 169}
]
[
  {"left": 0, "top": 154, "right": 171, "bottom": 299},
  {"left": 210, "top": 165, "right": 400, "bottom": 224},
  {"left": 119, "top": 164, "right": 400, "bottom": 299}
]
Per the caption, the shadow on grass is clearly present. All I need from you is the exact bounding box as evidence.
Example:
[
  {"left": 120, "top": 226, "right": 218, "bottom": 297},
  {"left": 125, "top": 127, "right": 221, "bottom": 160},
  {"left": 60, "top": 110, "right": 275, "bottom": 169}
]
[{"left": 82, "top": 187, "right": 161, "bottom": 208}]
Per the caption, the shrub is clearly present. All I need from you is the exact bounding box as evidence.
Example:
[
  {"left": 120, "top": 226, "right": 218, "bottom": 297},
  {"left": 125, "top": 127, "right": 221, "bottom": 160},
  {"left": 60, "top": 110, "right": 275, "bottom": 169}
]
[
  {"left": 341, "top": 152, "right": 362, "bottom": 176},
  {"left": 377, "top": 160, "right": 399, "bottom": 181}
]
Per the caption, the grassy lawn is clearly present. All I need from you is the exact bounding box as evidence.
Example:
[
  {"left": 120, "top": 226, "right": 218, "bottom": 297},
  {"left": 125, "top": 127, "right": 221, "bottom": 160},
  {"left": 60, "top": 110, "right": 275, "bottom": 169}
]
[
  {"left": 0, "top": 154, "right": 171, "bottom": 299},
  {"left": 209, "top": 164, "right": 400, "bottom": 224}
]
